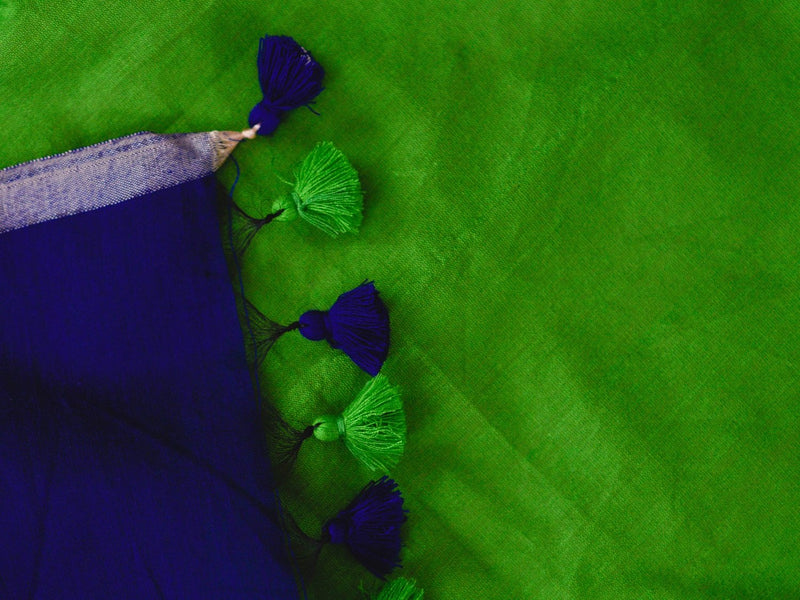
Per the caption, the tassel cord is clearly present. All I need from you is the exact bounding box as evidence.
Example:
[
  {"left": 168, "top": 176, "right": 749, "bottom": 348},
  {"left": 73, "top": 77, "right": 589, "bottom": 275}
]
[
  {"left": 227, "top": 157, "right": 310, "bottom": 599},
  {"left": 227, "top": 157, "right": 263, "bottom": 393},
  {"left": 232, "top": 201, "right": 286, "bottom": 227},
  {"left": 284, "top": 321, "right": 302, "bottom": 333}
]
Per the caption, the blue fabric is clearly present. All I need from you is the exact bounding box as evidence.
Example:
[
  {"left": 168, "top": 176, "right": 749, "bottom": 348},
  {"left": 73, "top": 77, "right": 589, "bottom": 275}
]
[{"left": 0, "top": 178, "right": 300, "bottom": 599}]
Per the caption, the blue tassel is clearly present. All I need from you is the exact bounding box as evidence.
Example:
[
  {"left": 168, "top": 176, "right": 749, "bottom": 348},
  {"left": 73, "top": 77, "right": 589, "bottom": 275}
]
[
  {"left": 324, "top": 476, "right": 407, "bottom": 579},
  {"left": 248, "top": 35, "right": 325, "bottom": 136},
  {"left": 299, "top": 281, "right": 390, "bottom": 376},
  {"left": 243, "top": 282, "right": 389, "bottom": 375}
]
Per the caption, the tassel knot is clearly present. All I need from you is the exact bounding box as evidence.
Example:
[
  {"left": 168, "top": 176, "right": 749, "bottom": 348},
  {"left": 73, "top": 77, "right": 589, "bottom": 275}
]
[
  {"left": 298, "top": 309, "right": 333, "bottom": 343},
  {"left": 271, "top": 194, "right": 298, "bottom": 222},
  {"left": 312, "top": 414, "right": 345, "bottom": 442},
  {"left": 248, "top": 102, "right": 283, "bottom": 137},
  {"left": 325, "top": 518, "right": 349, "bottom": 545}
]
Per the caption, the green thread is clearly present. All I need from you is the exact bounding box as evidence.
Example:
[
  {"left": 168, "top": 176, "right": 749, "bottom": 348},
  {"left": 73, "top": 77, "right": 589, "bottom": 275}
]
[
  {"left": 283, "top": 141, "right": 363, "bottom": 237},
  {"left": 313, "top": 374, "right": 406, "bottom": 471},
  {"left": 374, "top": 577, "right": 423, "bottom": 600}
]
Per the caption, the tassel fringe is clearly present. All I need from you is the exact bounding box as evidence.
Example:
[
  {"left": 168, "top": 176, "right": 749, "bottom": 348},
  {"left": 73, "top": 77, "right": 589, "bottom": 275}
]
[
  {"left": 324, "top": 476, "right": 407, "bottom": 579},
  {"left": 375, "top": 577, "right": 424, "bottom": 600},
  {"left": 277, "top": 141, "right": 363, "bottom": 237},
  {"left": 244, "top": 299, "right": 299, "bottom": 369}
]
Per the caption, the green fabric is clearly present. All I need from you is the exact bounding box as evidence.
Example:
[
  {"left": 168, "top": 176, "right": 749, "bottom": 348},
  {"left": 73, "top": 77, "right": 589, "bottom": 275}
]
[{"left": 2, "top": 2, "right": 799, "bottom": 599}]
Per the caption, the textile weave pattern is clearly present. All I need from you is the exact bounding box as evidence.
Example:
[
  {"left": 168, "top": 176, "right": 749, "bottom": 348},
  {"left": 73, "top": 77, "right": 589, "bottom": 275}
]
[
  {"left": 2, "top": 1, "right": 800, "bottom": 599},
  {"left": 0, "top": 132, "right": 222, "bottom": 233}
]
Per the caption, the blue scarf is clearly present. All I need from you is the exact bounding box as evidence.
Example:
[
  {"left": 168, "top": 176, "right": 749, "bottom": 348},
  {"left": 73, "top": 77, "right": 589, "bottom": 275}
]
[{"left": 0, "top": 167, "right": 302, "bottom": 597}]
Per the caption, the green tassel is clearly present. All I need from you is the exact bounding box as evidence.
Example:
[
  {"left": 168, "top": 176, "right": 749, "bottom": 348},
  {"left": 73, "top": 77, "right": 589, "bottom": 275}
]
[
  {"left": 374, "top": 577, "right": 424, "bottom": 600},
  {"left": 272, "top": 141, "right": 363, "bottom": 236},
  {"left": 313, "top": 374, "right": 406, "bottom": 471}
]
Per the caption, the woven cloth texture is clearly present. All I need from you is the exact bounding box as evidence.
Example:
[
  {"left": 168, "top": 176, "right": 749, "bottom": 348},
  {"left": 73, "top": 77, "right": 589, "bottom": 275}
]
[{"left": 1, "top": 1, "right": 798, "bottom": 599}]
